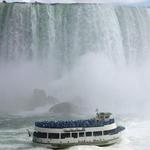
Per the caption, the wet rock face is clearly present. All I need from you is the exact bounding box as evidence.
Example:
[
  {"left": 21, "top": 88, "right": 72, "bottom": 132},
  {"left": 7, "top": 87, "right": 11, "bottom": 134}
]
[
  {"left": 24, "top": 89, "right": 59, "bottom": 110},
  {"left": 32, "top": 89, "right": 48, "bottom": 106},
  {"left": 49, "top": 102, "right": 81, "bottom": 115}
]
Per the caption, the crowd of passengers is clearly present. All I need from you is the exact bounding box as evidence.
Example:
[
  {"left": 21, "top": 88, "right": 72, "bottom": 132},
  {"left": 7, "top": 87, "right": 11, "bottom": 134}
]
[{"left": 35, "top": 118, "right": 115, "bottom": 128}]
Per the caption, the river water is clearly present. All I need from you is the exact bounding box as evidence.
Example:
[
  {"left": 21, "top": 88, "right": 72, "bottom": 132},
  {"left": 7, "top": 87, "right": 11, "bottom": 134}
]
[{"left": 0, "top": 113, "right": 150, "bottom": 150}]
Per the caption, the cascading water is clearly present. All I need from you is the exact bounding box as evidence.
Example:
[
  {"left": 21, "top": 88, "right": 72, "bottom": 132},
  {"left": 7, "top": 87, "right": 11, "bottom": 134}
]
[
  {"left": 0, "top": 3, "right": 150, "bottom": 113},
  {"left": 1, "top": 4, "right": 150, "bottom": 65}
]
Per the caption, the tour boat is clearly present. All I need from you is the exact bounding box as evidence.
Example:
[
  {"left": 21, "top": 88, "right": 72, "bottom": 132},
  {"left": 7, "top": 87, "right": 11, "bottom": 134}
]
[{"left": 32, "top": 112, "right": 125, "bottom": 149}]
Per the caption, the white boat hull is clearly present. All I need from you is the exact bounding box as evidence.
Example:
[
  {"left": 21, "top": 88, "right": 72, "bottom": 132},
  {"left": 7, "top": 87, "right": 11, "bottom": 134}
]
[{"left": 33, "top": 132, "right": 122, "bottom": 149}]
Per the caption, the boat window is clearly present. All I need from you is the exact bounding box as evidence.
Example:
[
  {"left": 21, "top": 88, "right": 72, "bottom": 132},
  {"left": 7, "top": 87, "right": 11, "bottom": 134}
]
[
  {"left": 110, "top": 119, "right": 115, "bottom": 123},
  {"left": 48, "top": 133, "right": 59, "bottom": 139},
  {"left": 79, "top": 132, "right": 84, "bottom": 137},
  {"left": 93, "top": 131, "right": 102, "bottom": 136},
  {"left": 72, "top": 133, "right": 78, "bottom": 138},
  {"left": 35, "top": 132, "right": 47, "bottom": 138},
  {"left": 86, "top": 132, "right": 92, "bottom": 137},
  {"left": 104, "top": 128, "right": 116, "bottom": 135},
  {"left": 33, "top": 132, "right": 37, "bottom": 137},
  {"left": 61, "top": 133, "right": 70, "bottom": 139},
  {"left": 104, "top": 130, "right": 110, "bottom": 135}
]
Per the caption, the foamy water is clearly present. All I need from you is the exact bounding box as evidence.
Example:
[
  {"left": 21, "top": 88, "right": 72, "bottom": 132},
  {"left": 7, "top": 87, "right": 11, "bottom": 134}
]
[
  {"left": 0, "top": 114, "right": 150, "bottom": 150},
  {"left": 17, "top": 104, "right": 53, "bottom": 117}
]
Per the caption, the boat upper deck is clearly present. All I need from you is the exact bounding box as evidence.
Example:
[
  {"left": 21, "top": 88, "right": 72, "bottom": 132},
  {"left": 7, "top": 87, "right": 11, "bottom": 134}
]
[{"left": 35, "top": 117, "right": 115, "bottom": 129}]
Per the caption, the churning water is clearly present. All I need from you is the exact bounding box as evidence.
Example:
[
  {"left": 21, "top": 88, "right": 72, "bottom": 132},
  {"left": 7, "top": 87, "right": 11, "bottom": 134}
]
[
  {"left": 0, "top": 113, "right": 150, "bottom": 150},
  {"left": 0, "top": 3, "right": 150, "bottom": 150}
]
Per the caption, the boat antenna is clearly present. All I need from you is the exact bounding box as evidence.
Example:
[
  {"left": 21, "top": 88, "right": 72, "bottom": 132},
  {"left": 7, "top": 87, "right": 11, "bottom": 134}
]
[{"left": 96, "top": 108, "right": 99, "bottom": 118}]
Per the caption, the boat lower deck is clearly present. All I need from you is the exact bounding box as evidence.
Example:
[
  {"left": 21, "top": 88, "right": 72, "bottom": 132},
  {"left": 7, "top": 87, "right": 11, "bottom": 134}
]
[{"left": 33, "top": 130, "right": 123, "bottom": 149}]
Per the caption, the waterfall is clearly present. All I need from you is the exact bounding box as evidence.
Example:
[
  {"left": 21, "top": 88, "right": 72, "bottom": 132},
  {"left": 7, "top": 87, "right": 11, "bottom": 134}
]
[
  {"left": 0, "top": 3, "right": 150, "bottom": 113},
  {"left": 0, "top": 4, "right": 150, "bottom": 66}
]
